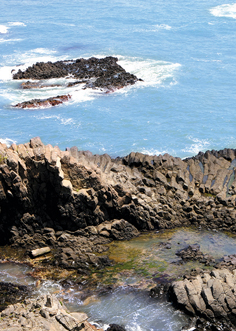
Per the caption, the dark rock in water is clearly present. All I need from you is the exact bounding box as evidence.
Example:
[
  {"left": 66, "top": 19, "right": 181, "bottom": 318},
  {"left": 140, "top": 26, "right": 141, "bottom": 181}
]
[
  {"left": 0, "top": 281, "right": 30, "bottom": 311},
  {"left": 12, "top": 56, "right": 141, "bottom": 107},
  {"left": 14, "top": 94, "right": 71, "bottom": 108},
  {"left": 149, "top": 283, "right": 171, "bottom": 299},
  {"left": 176, "top": 244, "right": 215, "bottom": 265},
  {"left": 182, "top": 317, "right": 235, "bottom": 331},
  {"left": 107, "top": 324, "right": 126, "bottom": 331},
  {"left": 13, "top": 56, "right": 140, "bottom": 91},
  {"left": 215, "top": 254, "right": 236, "bottom": 270}
]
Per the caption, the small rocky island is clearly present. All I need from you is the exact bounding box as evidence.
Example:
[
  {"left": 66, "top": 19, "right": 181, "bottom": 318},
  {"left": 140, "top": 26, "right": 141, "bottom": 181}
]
[
  {"left": 12, "top": 56, "right": 142, "bottom": 108},
  {"left": 1, "top": 138, "right": 236, "bottom": 329}
]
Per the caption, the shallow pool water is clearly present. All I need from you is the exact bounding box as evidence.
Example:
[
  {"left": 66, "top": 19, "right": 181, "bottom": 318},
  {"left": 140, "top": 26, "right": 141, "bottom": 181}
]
[
  {"left": 66, "top": 288, "right": 189, "bottom": 331},
  {"left": 96, "top": 227, "right": 236, "bottom": 285}
]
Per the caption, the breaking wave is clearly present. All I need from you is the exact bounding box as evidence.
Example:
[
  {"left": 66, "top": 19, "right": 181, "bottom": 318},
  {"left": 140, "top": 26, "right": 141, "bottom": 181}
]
[{"left": 210, "top": 3, "right": 236, "bottom": 19}]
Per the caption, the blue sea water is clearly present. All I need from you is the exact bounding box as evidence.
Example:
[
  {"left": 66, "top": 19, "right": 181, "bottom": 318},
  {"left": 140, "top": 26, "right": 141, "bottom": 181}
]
[{"left": 0, "top": 0, "right": 236, "bottom": 159}]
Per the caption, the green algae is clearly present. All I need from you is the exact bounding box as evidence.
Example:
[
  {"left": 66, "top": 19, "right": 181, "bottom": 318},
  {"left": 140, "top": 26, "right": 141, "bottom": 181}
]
[{"left": 89, "top": 226, "right": 236, "bottom": 288}]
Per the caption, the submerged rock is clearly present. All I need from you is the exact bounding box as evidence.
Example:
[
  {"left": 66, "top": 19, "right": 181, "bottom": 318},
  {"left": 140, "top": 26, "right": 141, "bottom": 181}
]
[
  {"left": 107, "top": 324, "right": 126, "bottom": 331},
  {"left": 176, "top": 244, "right": 215, "bottom": 265}
]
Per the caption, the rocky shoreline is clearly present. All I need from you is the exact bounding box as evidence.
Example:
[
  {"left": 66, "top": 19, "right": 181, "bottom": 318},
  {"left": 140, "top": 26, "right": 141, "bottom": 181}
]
[
  {"left": 2, "top": 138, "right": 236, "bottom": 329},
  {"left": 12, "top": 56, "right": 142, "bottom": 108}
]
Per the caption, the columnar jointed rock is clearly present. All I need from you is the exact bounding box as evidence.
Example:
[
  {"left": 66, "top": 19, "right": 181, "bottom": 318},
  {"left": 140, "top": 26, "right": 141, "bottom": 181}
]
[
  {"left": 1, "top": 138, "right": 236, "bottom": 255},
  {"left": 170, "top": 268, "right": 236, "bottom": 326},
  {"left": 0, "top": 294, "right": 100, "bottom": 331}
]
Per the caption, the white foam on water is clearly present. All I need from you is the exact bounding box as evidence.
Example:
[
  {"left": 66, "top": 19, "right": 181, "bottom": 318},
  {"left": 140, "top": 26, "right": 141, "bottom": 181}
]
[
  {"left": 181, "top": 137, "right": 210, "bottom": 156},
  {"left": 1, "top": 53, "right": 180, "bottom": 107},
  {"left": 0, "top": 48, "right": 65, "bottom": 82},
  {"left": 210, "top": 3, "right": 236, "bottom": 19},
  {"left": 0, "top": 25, "right": 9, "bottom": 34},
  {"left": 0, "top": 138, "right": 16, "bottom": 147},
  {"left": 8, "top": 22, "right": 26, "bottom": 27},
  {"left": 0, "top": 38, "right": 22, "bottom": 44},
  {"left": 138, "top": 147, "right": 170, "bottom": 156},
  {"left": 117, "top": 55, "right": 181, "bottom": 88},
  {"left": 153, "top": 24, "right": 172, "bottom": 30},
  {"left": 34, "top": 114, "right": 78, "bottom": 126}
]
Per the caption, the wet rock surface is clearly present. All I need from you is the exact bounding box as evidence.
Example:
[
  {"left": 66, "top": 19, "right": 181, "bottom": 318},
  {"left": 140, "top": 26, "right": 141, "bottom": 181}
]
[
  {"left": 14, "top": 94, "right": 71, "bottom": 108},
  {"left": 176, "top": 244, "right": 215, "bottom": 265}
]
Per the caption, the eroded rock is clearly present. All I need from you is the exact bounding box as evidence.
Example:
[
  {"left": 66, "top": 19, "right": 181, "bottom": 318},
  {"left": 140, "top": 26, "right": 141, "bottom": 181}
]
[{"left": 0, "top": 294, "right": 98, "bottom": 331}]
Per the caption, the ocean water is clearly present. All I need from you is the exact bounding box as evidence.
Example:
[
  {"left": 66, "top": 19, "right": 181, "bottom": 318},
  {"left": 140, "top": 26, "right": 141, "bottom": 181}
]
[{"left": 1, "top": 0, "right": 236, "bottom": 158}]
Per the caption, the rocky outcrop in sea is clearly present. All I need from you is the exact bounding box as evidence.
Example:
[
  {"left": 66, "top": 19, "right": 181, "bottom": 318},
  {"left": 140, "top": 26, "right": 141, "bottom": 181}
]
[{"left": 12, "top": 56, "right": 142, "bottom": 108}]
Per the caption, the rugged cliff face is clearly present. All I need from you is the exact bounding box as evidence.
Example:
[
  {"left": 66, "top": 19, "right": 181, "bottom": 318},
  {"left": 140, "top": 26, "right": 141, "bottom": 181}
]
[{"left": 1, "top": 137, "right": 236, "bottom": 248}]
